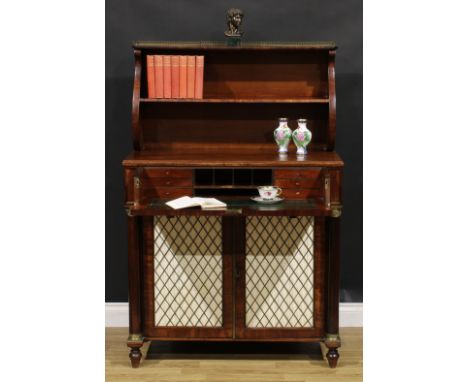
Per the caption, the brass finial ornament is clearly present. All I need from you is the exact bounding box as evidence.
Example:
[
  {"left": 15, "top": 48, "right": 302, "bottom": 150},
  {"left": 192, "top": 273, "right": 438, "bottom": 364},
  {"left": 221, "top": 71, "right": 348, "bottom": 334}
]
[{"left": 225, "top": 8, "right": 243, "bottom": 46}]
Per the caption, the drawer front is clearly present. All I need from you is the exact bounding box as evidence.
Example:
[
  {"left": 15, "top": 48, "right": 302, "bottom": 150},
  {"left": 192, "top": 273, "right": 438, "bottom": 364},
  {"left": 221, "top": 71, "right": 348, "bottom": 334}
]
[
  {"left": 275, "top": 169, "right": 321, "bottom": 179},
  {"left": 143, "top": 177, "right": 193, "bottom": 188},
  {"left": 143, "top": 187, "right": 192, "bottom": 201},
  {"left": 143, "top": 168, "right": 193, "bottom": 179},
  {"left": 274, "top": 168, "right": 323, "bottom": 200},
  {"left": 275, "top": 178, "right": 321, "bottom": 189},
  {"left": 282, "top": 188, "right": 322, "bottom": 200},
  {"left": 139, "top": 168, "right": 193, "bottom": 202}
]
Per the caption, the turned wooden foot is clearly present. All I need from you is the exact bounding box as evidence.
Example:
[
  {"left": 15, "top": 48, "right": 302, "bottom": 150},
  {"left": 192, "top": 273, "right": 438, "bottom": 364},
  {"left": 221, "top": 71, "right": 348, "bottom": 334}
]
[
  {"left": 326, "top": 347, "right": 339, "bottom": 368},
  {"left": 324, "top": 334, "right": 341, "bottom": 368},
  {"left": 129, "top": 346, "right": 142, "bottom": 368},
  {"left": 127, "top": 334, "right": 144, "bottom": 368}
]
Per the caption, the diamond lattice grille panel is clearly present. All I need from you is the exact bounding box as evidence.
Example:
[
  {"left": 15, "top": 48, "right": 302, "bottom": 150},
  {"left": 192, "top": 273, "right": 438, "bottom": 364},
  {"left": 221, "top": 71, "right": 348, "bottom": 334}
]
[
  {"left": 153, "top": 216, "right": 223, "bottom": 327},
  {"left": 245, "top": 216, "right": 314, "bottom": 328}
]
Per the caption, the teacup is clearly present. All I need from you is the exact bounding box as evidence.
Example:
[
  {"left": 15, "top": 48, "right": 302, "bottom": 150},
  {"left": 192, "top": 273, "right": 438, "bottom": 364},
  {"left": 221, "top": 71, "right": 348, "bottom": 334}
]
[{"left": 257, "top": 186, "right": 282, "bottom": 200}]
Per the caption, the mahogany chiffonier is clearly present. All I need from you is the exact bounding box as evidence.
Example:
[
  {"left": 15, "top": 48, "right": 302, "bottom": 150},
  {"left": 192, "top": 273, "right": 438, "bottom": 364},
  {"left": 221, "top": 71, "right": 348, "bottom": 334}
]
[{"left": 122, "top": 41, "right": 344, "bottom": 368}]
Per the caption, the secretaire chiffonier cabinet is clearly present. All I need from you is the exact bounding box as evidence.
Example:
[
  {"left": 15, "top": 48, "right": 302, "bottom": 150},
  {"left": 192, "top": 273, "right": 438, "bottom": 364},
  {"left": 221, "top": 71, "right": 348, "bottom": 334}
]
[{"left": 122, "top": 41, "right": 344, "bottom": 368}]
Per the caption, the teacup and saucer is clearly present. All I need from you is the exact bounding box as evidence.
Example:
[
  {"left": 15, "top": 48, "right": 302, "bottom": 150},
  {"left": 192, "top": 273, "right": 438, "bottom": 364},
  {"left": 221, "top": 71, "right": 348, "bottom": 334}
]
[{"left": 251, "top": 186, "right": 284, "bottom": 204}]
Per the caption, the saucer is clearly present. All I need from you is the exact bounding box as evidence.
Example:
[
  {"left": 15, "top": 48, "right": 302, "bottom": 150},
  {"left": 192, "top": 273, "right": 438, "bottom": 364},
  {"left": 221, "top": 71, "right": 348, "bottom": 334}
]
[{"left": 251, "top": 196, "right": 284, "bottom": 204}]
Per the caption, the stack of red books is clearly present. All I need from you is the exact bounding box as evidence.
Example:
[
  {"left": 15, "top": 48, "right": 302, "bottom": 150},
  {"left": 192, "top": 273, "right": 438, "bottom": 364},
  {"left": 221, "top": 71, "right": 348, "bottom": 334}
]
[{"left": 146, "top": 55, "right": 204, "bottom": 99}]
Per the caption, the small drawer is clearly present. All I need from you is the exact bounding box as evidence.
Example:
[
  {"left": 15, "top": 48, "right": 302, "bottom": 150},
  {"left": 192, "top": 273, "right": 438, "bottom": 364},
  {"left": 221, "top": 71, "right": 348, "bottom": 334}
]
[
  {"left": 282, "top": 188, "right": 322, "bottom": 200},
  {"left": 275, "top": 169, "right": 321, "bottom": 179},
  {"left": 154, "top": 187, "right": 192, "bottom": 199},
  {"left": 144, "top": 177, "right": 192, "bottom": 188},
  {"left": 143, "top": 168, "right": 192, "bottom": 178},
  {"left": 275, "top": 178, "right": 321, "bottom": 189},
  {"left": 142, "top": 187, "right": 193, "bottom": 202}
]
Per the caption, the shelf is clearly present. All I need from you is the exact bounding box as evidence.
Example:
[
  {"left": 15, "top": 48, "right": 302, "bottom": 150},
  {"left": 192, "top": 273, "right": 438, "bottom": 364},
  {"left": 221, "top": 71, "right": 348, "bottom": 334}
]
[
  {"left": 123, "top": 151, "right": 344, "bottom": 168},
  {"left": 133, "top": 40, "right": 337, "bottom": 50},
  {"left": 193, "top": 185, "right": 258, "bottom": 189},
  {"left": 140, "top": 98, "right": 329, "bottom": 104}
]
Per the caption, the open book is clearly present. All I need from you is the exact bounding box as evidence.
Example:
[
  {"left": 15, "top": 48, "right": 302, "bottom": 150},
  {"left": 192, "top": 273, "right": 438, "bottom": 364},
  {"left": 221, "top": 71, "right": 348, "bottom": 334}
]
[{"left": 165, "top": 196, "right": 227, "bottom": 211}]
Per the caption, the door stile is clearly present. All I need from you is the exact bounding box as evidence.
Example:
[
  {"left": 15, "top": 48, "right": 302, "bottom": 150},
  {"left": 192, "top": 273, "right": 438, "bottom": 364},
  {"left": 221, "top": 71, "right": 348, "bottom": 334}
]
[
  {"left": 221, "top": 216, "right": 235, "bottom": 338},
  {"left": 234, "top": 216, "right": 247, "bottom": 338}
]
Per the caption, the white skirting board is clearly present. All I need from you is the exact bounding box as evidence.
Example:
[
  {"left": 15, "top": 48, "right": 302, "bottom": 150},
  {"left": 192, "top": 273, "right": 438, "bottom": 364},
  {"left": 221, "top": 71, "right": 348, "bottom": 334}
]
[{"left": 105, "top": 302, "right": 363, "bottom": 328}]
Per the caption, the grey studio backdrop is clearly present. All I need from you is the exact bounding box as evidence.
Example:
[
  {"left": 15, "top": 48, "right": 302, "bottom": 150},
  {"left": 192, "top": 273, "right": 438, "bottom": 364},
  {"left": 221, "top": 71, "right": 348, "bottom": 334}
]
[{"left": 106, "top": 0, "right": 363, "bottom": 302}]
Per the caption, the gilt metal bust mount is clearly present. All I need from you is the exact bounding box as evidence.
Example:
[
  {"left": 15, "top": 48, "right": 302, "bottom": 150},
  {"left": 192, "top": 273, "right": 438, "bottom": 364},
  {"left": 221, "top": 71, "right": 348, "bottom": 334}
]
[{"left": 224, "top": 8, "right": 243, "bottom": 46}]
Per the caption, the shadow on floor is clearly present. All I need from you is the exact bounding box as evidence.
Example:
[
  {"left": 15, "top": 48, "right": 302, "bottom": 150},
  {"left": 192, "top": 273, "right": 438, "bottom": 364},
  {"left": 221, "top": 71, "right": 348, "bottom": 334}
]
[{"left": 146, "top": 341, "right": 324, "bottom": 361}]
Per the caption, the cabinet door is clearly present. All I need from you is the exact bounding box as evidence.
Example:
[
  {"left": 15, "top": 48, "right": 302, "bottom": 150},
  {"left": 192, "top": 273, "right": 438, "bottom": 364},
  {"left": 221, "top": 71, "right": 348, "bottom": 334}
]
[
  {"left": 142, "top": 216, "right": 233, "bottom": 339},
  {"left": 235, "top": 216, "right": 326, "bottom": 339}
]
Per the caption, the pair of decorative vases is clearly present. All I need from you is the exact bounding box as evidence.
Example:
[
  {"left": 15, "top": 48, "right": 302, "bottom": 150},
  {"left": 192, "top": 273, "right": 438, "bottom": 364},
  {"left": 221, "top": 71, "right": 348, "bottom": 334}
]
[{"left": 274, "top": 118, "right": 311, "bottom": 155}]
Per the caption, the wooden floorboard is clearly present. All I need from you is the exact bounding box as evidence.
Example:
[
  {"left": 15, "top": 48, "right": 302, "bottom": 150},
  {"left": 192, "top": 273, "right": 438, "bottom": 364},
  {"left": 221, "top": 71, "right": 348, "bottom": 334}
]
[{"left": 106, "top": 327, "right": 362, "bottom": 382}]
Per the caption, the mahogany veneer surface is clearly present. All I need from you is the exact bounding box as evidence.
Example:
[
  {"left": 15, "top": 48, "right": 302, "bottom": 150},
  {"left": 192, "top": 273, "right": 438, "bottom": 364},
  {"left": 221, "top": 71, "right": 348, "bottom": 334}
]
[{"left": 124, "top": 40, "right": 343, "bottom": 369}]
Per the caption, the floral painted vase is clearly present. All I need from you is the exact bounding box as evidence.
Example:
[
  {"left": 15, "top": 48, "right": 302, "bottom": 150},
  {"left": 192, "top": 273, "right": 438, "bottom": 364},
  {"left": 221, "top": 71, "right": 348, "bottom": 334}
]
[
  {"left": 273, "top": 118, "right": 292, "bottom": 153},
  {"left": 292, "top": 119, "right": 312, "bottom": 155}
]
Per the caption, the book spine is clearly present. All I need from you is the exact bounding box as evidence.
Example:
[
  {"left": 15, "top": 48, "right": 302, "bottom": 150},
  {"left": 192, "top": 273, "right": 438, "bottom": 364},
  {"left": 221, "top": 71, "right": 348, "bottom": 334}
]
[
  {"left": 179, "top": 55, "right": 188, "bottom": 99},
  {"left": 171, "top": 56, "right": 180, "bottom": 99},
  {"left": 146, "top": 55, "right": 155, "bottom": 98},
  {"left": 162, "top": 55, "right": 172, "bottom": 98},
  {"left": 187, "top": 56, "right": 196, "bottom": 99},
  {"left": 195, "top": 55, "right": 204, "bottom": 99},
  {"left": 154, "top": 55, "right": 164, "bottom": 98}
]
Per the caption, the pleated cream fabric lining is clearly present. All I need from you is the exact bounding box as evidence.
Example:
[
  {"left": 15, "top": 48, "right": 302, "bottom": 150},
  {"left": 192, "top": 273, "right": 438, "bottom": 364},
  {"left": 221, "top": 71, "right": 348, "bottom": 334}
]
[
  {"left": 245, "top": 216, "right": 314, "bottom": 328},
  {"left": 153, "top": 216, "right": 223, "bottom": 327}
]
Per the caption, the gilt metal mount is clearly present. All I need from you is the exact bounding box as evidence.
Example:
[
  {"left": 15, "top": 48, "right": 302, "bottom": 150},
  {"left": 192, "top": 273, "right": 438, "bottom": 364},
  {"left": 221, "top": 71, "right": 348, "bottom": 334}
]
[
  {"left": 330, "top": 204, "right": 343, "bottom": 218},
  {"left": 134, "top": 176, "right": 141, "bottom": 189},
  {"left": 127, "top": 333, "right": 144, "bottom": 343},
  {"left": 324, "top": 333, "right": 341, "bottom": 348}
]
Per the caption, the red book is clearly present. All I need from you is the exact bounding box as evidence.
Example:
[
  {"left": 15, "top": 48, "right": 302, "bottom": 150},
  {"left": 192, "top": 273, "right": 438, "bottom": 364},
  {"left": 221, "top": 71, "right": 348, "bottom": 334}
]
[
  {"left": 146, "top": 55, "right": 155, "bottom": 98},
  {"left": 171, "top": 56, "right": 180, "bottom": 98},
  {"left": 187, "top": 56, "right": 196, "bottom": 99},
  {"left": 154, "top": 55, "right": 164, "bottom": 98},
  {"left": 179, "top": 56, "right": 188, "bottom": 98},
  {"left": 162, "top": 55, "right": 172, "bottom": 98},
  {"left": 195, "top": 56, "right": 204, "bottom": 99}
]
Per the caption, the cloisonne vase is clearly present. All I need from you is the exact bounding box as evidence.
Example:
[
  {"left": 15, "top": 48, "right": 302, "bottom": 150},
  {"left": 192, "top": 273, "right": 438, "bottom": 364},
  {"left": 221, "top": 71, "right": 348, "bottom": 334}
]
[
  {"left": 273, "top": 118, "right": 292, "bottom": 153},
  {"left": 292, "top": 119, "right": 312, "bottom": 155}
]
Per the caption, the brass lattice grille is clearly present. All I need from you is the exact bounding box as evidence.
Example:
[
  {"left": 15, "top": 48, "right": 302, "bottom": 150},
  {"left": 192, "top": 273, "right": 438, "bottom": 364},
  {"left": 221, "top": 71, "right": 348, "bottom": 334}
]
[
  {"left": 245, "top": 216, "right": 314, "bottom": 328},
  {"left": 153, "top": 216, "right": 223, "bottom": 327}
]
